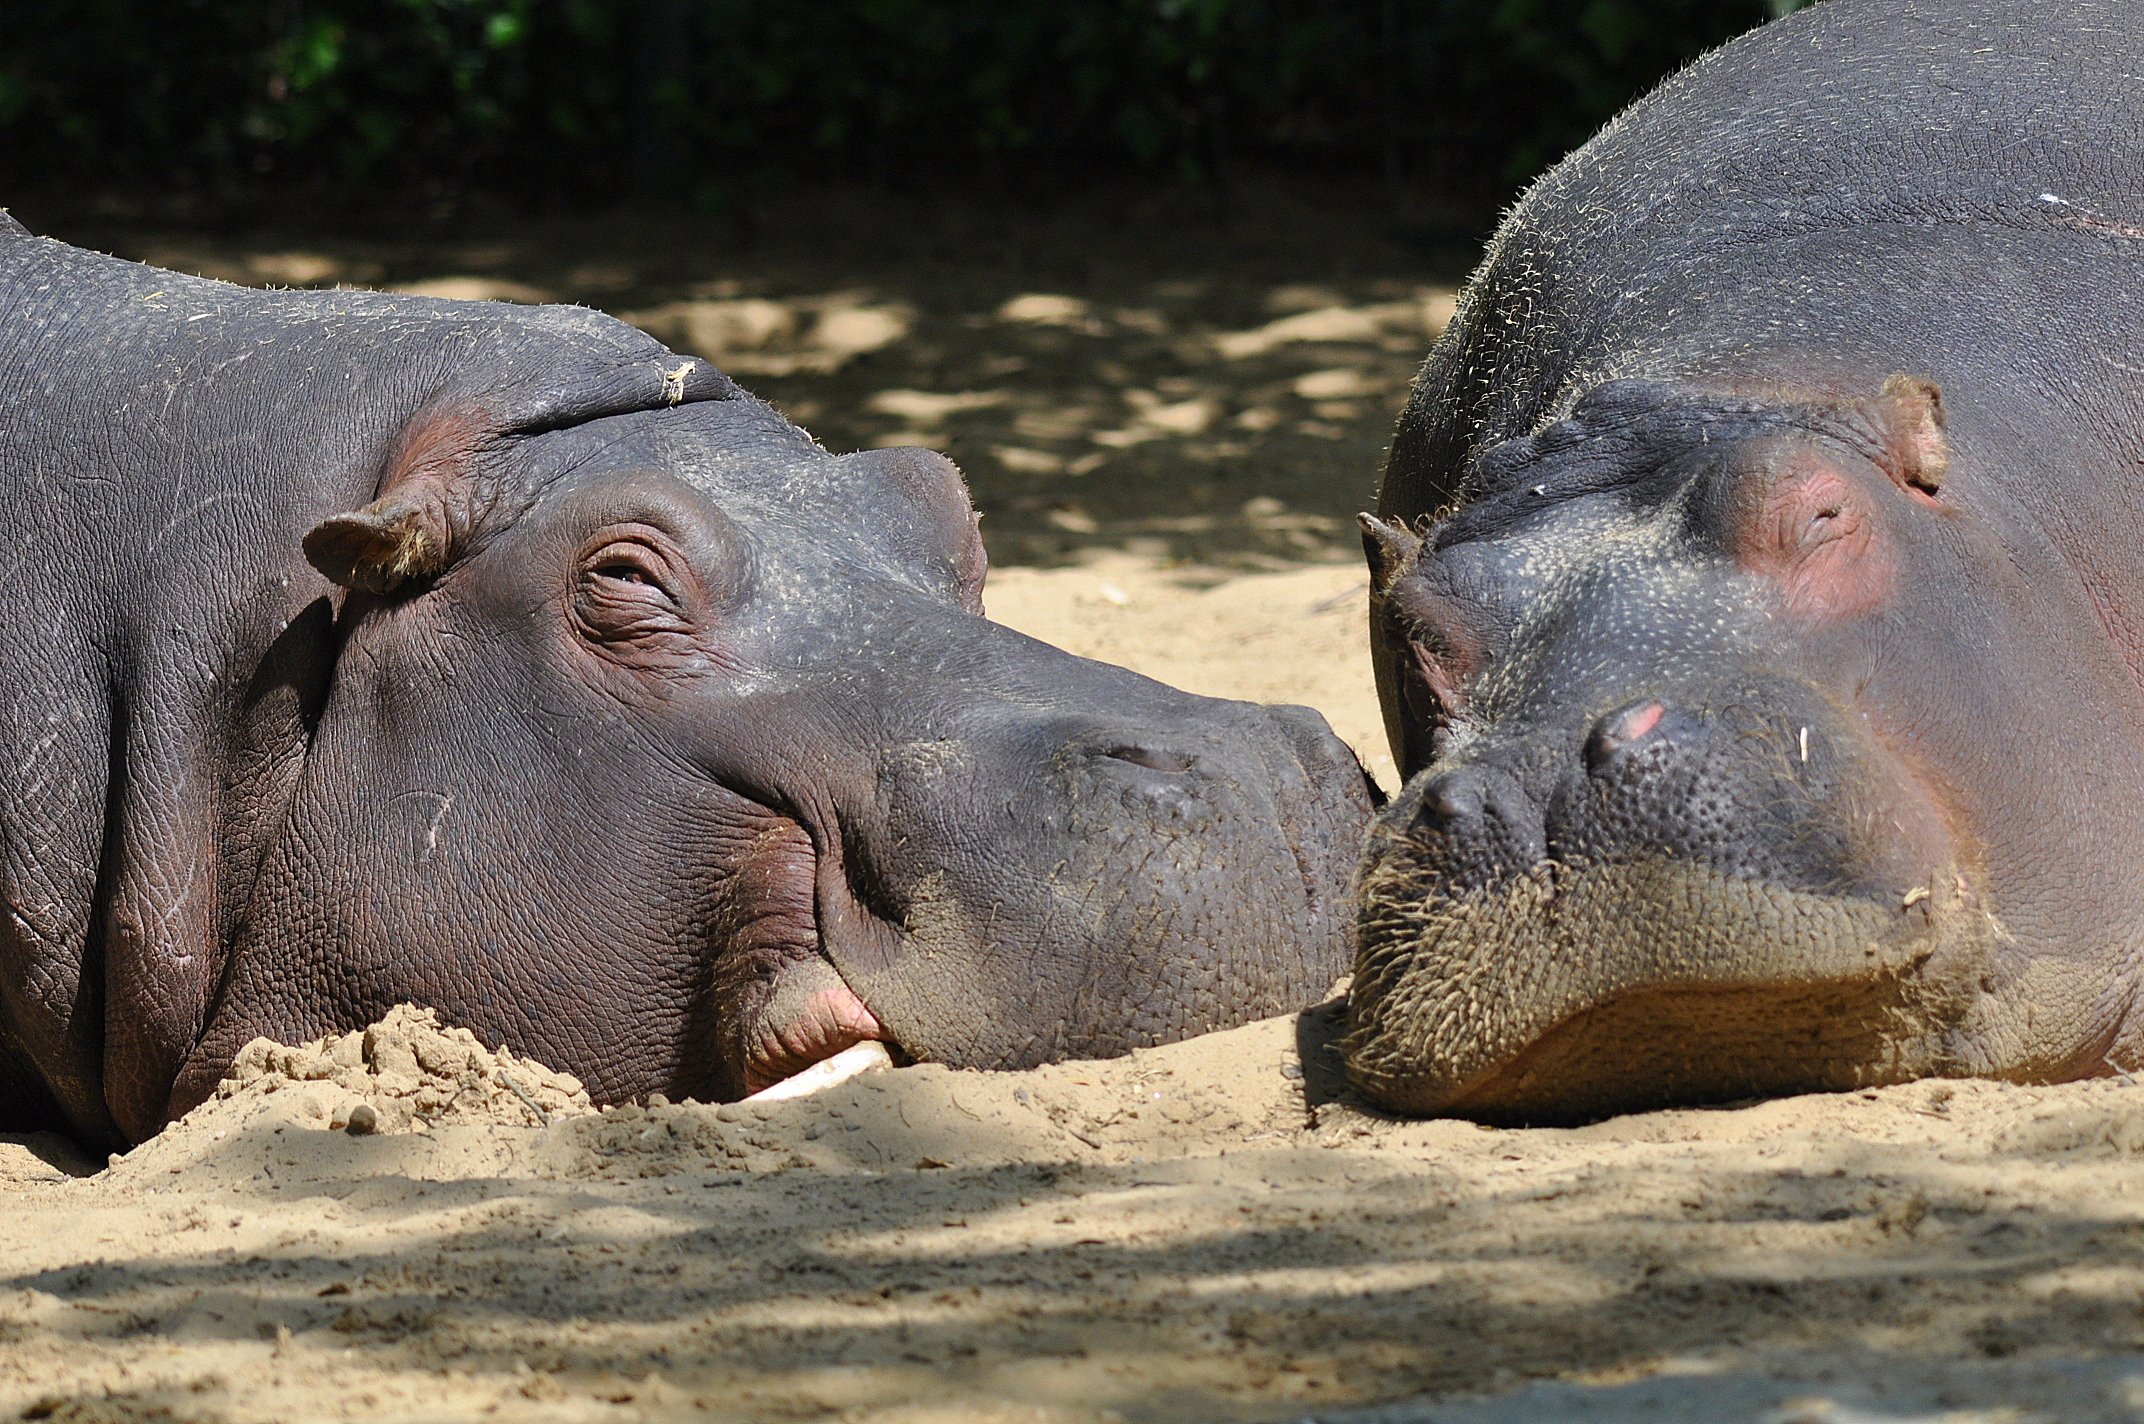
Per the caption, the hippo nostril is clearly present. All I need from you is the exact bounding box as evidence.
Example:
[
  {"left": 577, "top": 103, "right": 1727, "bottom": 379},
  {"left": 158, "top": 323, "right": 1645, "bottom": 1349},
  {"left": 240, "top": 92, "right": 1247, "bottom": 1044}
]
[
  {"left": 1408, "top": 762, "right": 1547, "bottom": 869},
  {"left": 1101, "top": 744, "right": 1196, "bottom": 775},
  {"left": 1422, "top": 773, "right": 1485, "bottom": 830},
  {"left": 1585, "top": 698, "right": 1669, "bottom": 773}
]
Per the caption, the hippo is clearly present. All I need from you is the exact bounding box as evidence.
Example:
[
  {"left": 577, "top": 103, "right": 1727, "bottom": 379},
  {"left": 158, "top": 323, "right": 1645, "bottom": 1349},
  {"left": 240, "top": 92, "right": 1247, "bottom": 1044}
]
[
  {"left": 1346, "top": 0, "right": 2144, "bottom": 1120},
  {"left": 0, "top": 217, "right": 1372, "bottom": 1148}
]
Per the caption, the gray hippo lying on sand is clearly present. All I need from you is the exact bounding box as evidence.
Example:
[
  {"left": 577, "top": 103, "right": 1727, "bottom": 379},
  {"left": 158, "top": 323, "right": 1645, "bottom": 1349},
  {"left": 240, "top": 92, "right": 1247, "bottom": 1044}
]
[
  {"left": 1349, "top": 0, "right": 2144, "bottom": 1120},
  {"left": 0, "top": 216, "right": 1373, "bottom": 1147}
]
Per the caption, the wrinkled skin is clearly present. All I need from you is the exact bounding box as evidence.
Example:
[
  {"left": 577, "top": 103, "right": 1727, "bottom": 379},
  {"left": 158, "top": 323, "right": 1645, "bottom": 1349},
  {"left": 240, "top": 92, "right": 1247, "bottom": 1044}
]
[
  {"left": 0, "top": 221, "right": 1372, "bottom": 1148},
  {"left": 1349, "top": 0, "right": 2144, "bottom": 1121}
]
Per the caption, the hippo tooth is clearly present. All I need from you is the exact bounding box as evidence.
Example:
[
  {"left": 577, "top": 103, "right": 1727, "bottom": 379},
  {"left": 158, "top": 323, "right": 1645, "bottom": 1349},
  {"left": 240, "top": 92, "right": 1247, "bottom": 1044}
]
[{"left": 740, "top": 1040, "right": 893, "bottom": 1104}]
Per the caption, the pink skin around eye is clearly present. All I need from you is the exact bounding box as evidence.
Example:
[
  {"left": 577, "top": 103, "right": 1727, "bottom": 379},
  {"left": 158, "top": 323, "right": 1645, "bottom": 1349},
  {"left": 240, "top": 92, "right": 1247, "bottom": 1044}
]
[
  {"left": 1734, "top": 452, "right": 1895, "bottom": 623},
  {"left": 1392, "top": 581, "right": 1486, "bottom": 724},
  {"left": 1412, "top": 644, "right": 1470, "bottom": 717}
]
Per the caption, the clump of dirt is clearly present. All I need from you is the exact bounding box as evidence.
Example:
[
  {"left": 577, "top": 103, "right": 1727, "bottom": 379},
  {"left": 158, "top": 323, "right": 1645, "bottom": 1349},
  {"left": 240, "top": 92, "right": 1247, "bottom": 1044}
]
[{"left": 209, "top": 1004, "right": 591, "bottom": 1135}]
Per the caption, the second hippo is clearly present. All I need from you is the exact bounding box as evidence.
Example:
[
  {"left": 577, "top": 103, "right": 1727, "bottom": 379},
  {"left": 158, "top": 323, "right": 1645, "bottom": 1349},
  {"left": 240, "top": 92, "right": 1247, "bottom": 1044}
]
[{"left": 1349, "top": 0, "right": 2144, "bottom": 1119}]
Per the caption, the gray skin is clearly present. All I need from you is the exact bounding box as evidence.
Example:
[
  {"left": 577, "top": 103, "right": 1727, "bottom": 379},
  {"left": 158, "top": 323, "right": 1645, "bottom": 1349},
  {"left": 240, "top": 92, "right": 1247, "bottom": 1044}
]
[
  {"left": 0, "top": 220, "right": 1373, "bottom": 1148},
  {"left": 1349, "top": 0, "right": 2144, "bottom": 1121}
]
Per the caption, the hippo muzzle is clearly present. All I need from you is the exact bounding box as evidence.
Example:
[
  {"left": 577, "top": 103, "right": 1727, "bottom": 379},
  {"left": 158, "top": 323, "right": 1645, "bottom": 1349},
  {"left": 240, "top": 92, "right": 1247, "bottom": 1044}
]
[
  {"left": 719, "top": 664, "right": 1373, "bottom": 1094},
  {"left": 1347, "top": 678, "right": 2001, "bottom": 1121}
]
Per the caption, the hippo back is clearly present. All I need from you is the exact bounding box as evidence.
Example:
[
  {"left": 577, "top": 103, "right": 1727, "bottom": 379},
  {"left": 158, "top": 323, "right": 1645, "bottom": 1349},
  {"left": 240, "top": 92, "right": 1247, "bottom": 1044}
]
[{"left": 1388, "top": 0, "right": 2144, "bottom": 516}]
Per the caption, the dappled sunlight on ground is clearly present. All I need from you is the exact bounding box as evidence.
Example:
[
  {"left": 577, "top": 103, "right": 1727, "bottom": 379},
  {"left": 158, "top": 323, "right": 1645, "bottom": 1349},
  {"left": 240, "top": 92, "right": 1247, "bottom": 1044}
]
[
  {"left": 10, "top": 1009, "right": 2144, "bottom": 1422},
  {"left": 42, "top": 179, "right": 1452, "bottom": 571},
  {"left": 15, "top": 190, "right": 2140, "bottom": 1423}
]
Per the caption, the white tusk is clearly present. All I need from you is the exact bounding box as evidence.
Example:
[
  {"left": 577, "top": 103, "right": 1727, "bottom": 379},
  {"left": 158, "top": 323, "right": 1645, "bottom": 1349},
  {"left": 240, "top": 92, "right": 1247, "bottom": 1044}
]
[{"left": 741, "top": 1040, "right": 894, "bottom": 1104}]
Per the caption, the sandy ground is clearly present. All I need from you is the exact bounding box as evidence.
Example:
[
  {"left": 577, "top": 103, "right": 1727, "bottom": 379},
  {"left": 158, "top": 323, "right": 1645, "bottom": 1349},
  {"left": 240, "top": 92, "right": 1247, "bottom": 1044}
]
[
  {"left": 7, "top": 193, "right": 2144, "bottom": 1421},
  {"left": 11, "top": 1000, "right": 2144, "bottom": 1423}
]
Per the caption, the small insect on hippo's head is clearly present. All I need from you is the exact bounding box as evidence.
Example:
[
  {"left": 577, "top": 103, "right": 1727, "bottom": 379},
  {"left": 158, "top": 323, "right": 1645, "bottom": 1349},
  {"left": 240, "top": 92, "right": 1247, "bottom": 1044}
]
[
  {"left": 184, "top": 364, "right": 1372, "bottom": 1111},
  {"left": 1348, "top": 374, "right": 2039, "bottom": 1121}
]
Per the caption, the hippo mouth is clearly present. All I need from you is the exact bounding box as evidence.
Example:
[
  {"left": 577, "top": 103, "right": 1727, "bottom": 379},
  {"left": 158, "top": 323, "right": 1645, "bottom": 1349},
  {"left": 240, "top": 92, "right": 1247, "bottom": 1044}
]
[
  {"left": 734, "top": 956, "right": 892, "bottom": 1094},
  {"left": 1344, "top": 852, "right": 1996, "bottom": 1122},
  {"left": 713, "top": 813, "right": 898, "bottom": 1096}
]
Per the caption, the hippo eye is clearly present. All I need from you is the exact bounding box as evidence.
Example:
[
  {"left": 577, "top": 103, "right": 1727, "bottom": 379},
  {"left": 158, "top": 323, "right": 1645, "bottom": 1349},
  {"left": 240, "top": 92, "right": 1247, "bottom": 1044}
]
[
  {"left": 1382, "top": 574, "right": 1487, "bottom": 735},
  {"left": 584, "top": 541, "right": 674, "bottom": 595},
  {"left": 574, "top": 536, "right": 692, "bottom": 645},
  {"left": 1406, "top": 644, "right": 1469, "bottom": 740},
  {"left": 593, "top": 559, "right": 656, "bottom": 586},
  {"left": 1732, "top": 458, "right": 1891, "bottom": 622}
]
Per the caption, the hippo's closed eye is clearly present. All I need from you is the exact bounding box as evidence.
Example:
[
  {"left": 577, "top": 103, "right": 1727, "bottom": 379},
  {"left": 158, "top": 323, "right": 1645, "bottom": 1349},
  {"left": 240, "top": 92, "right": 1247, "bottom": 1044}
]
[
  {"left": 1728, "top": 444, "right": 1894, "bottom": 623},
  {"left": 1374, "top": 569, "right": 1495, "bottom": 739},
  {"left": 573, "top": 527, "right": 700, "bottom": 649}
]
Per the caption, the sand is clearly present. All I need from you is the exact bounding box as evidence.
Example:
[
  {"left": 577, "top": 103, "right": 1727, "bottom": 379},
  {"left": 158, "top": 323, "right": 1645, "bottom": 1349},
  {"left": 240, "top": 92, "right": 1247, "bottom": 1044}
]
[{"left": 9, "top": 973, "right": 2144, "bottom": 1423}]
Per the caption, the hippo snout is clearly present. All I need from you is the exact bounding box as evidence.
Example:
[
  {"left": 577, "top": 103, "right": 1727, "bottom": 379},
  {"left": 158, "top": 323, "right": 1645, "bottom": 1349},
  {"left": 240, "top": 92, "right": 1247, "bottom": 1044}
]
[
  {"left": 815, "top": 691, "right": 1373, "bottom": 1078},
  {"left": 1404, "top": 762, "right": 1546, "bottom": 891},
  {"left": 1345, "top": 688, "right": 1996, "bottom": 1122},
  {"left": 1065, "top": 703, "right": 1365, "bottom": 828},
  {"left": 1083, "top": 737, "right": 1211, "bottom": 821}
]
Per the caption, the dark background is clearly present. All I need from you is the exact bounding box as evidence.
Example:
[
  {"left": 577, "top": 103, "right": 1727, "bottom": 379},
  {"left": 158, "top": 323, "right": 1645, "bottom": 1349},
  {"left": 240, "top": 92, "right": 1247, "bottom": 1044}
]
[{"left": 4, "top": 1, "right": 1802, "bottom": 231}]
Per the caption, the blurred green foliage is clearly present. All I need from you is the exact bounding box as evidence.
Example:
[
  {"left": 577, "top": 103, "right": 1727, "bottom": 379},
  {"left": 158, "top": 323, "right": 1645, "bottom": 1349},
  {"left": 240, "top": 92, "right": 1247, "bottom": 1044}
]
[{"left": 0, "top": 1, "right": 1805, "bottom": 211}]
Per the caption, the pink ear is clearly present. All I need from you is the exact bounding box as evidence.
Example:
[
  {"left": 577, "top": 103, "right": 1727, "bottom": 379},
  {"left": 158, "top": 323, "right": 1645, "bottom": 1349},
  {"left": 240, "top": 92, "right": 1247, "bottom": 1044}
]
[
  {"left": 303, "top": 405, "right": 487, "bottom": 595},
  {"left": 1872, "top": 374, "right": 1947, "bottom": 496},
  {"left": 303, "top": 501, "right": 445, "bottom": 594}
]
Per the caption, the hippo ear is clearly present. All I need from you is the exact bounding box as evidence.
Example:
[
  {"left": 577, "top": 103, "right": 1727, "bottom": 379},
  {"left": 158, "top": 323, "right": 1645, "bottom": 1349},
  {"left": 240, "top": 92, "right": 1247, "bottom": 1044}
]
[
  {"left": 304, "top": 495, "right": 450, "bottom": 595},
  {"left": 1869, "top": 374, "right": 1947, "bottom": 495},
  {"left": 1359, "top": 512, "right": 1422, "bottom": 593},
  {"left": 303, "top": 409, "right": 472, "bottom": 595},
  {"left": 848, "top": 446, "right": 989, "bottom": 615}
]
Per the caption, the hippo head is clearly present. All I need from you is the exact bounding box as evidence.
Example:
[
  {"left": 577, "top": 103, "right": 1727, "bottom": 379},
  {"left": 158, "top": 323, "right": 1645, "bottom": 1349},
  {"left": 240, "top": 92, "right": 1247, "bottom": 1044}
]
[
  {"left": 181, "top": 378, "right": 1371, "bottom": 1111},
  {"left": 1348, "top": 375, "right": 2036, "bottom": 1121}
]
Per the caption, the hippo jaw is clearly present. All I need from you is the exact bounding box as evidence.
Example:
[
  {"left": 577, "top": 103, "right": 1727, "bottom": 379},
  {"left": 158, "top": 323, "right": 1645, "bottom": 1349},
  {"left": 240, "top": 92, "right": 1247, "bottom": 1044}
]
[
  {"left": 1345, "top": 841, "right": 2000, "bottom": 1122},
  {"left": 707, "top": 812, "right": 901, "bottom": 1095}
]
